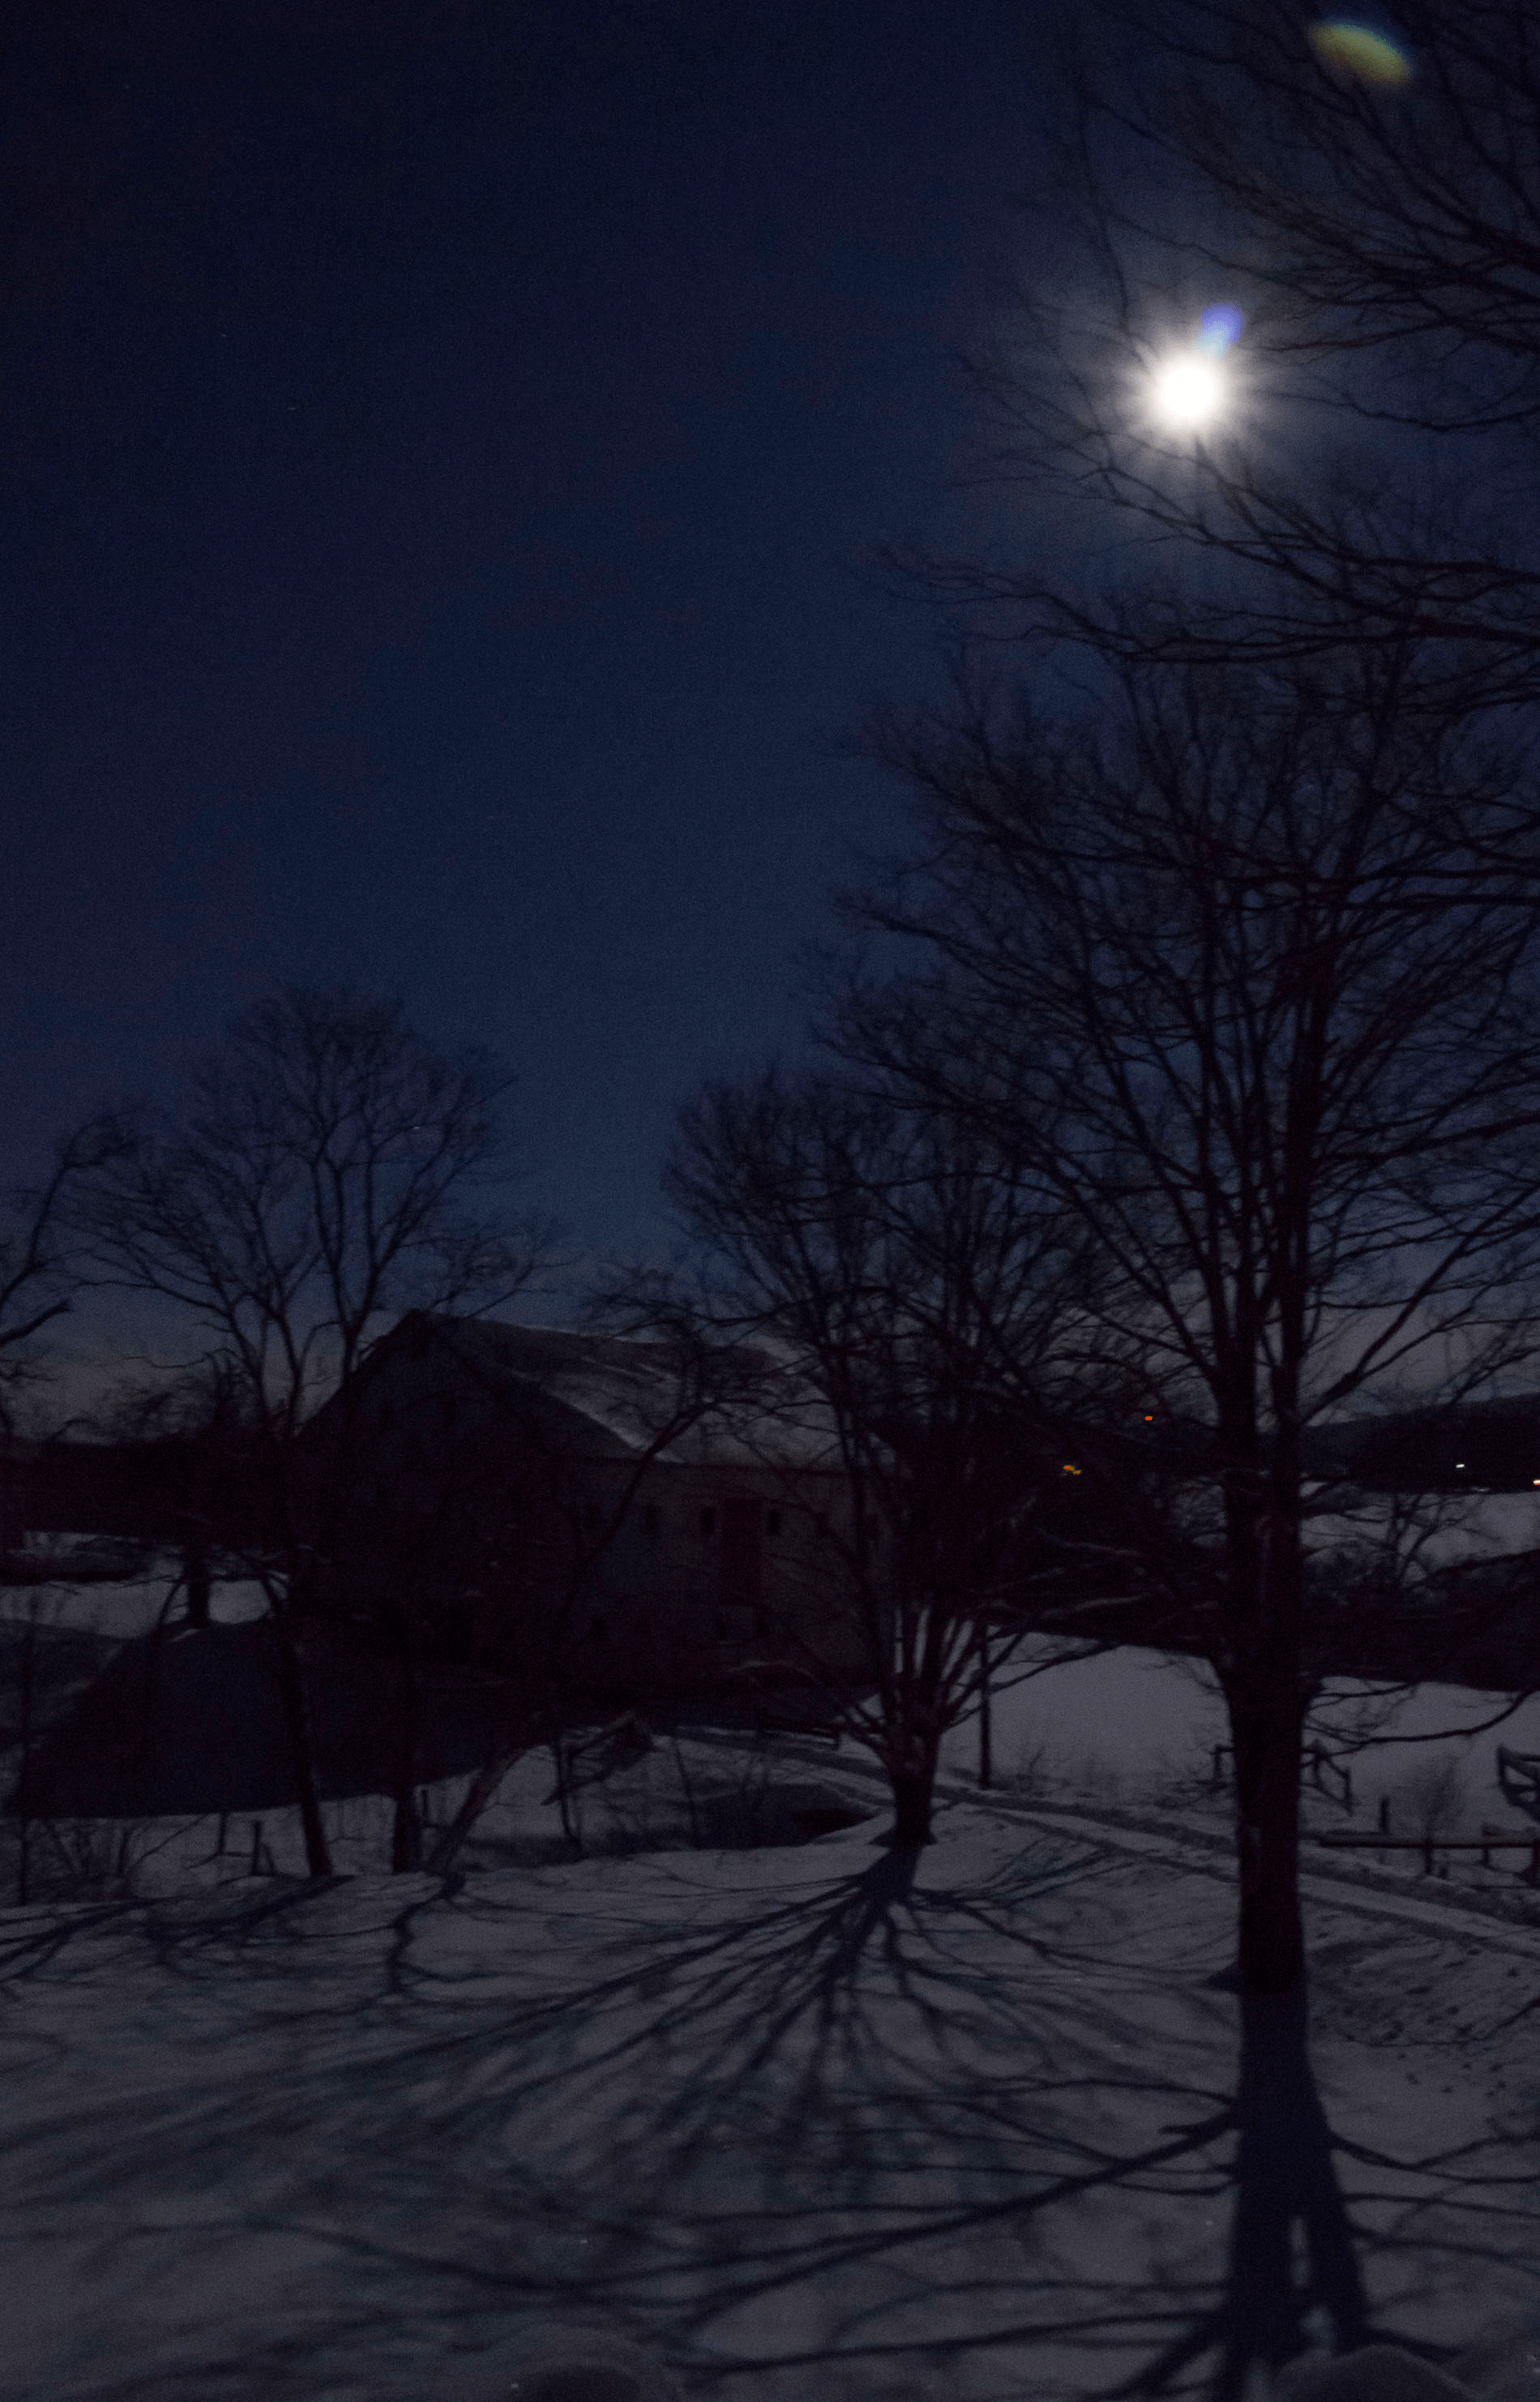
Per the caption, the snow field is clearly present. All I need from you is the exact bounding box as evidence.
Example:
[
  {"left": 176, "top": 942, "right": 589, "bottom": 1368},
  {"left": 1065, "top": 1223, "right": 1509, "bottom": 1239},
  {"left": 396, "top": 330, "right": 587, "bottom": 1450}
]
[{"left": 2, "top": 1758, "right": 1539, "bottom": 2402}]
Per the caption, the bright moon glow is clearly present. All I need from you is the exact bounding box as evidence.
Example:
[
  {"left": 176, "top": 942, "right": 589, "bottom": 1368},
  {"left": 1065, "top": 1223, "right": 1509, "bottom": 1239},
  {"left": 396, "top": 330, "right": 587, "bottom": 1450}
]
[
  {"left": 1307, "top": 20, "right": 1413, "bottom": 85},
  {"left": 1153, "top": 353, "right": 1226, "bottom": 428}
]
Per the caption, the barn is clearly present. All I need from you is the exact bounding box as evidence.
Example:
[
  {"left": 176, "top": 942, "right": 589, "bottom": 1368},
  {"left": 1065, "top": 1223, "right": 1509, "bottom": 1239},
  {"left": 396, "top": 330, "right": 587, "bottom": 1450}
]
[{"left": 291, "top": 1311, "right": 888, "bottom": 1704}]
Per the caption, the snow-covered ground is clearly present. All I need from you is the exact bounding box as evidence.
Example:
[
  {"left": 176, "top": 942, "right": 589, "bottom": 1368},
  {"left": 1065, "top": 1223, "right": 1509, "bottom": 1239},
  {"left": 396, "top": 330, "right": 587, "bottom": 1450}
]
[
  {"left": 6, "top": 1561, "right": 1540, "bottom": 2402},
  {"left": 2, "top": 1734, "right": 1540, "bottom": 2402},
  {"left": 944, "top": 1640, "right": 1540, "bottom": 1842}
]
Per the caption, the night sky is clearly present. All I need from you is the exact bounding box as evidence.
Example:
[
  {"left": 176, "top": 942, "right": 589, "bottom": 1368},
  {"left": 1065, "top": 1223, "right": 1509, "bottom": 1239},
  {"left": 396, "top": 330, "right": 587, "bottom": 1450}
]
[{"left": 2, "top": 2, "right": 1088, "bottom": 1404}]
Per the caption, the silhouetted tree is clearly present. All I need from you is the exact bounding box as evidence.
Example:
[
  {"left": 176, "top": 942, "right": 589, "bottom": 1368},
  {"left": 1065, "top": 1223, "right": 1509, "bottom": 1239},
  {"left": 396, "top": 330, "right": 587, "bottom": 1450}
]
[
  {"left": 589, "top": 1071, "right": 1147, "bottom": 1849},
  {"left": 63, "top": 985, "right": 563, "bottom": 1876},
  {"left": 811, "top": 628, "right": 1540, "bottom": 1989}
]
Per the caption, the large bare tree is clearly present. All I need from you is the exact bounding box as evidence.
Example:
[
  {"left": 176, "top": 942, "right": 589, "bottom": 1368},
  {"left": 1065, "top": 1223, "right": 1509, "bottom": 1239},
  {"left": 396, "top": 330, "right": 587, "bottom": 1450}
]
[
  {"left": 591, "top": 1068, "right": 1149, "bottom": 1848},
  {"left": 63, "top": 985, "right": 562, "bottom": 1877},
  {"left": 808, "top": 629, "right": 1540, "bottom": 1990}
]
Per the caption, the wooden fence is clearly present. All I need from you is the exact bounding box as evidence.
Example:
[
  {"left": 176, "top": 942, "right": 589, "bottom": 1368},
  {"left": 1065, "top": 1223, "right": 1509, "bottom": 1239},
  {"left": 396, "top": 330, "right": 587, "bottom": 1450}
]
[
  {"left": 1311, "top": 1826, "right": 1540, "bottom": 1880},
  {"left": 1208, "top": 1741, "right": 1540, "bottom": 1878}
]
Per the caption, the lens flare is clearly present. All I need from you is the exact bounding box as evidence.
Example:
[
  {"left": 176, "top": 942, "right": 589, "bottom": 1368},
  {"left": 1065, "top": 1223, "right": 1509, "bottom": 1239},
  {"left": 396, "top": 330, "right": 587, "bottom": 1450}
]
[
  {"left": 1153, "top": 353, "right": 1226, "bottom": 428},
  {"left": 1197, "top": 303, "right": 1244, "bottom": 358},
  {"left": 1307, "top": 19, "right": 1413, "bottom": 86}
]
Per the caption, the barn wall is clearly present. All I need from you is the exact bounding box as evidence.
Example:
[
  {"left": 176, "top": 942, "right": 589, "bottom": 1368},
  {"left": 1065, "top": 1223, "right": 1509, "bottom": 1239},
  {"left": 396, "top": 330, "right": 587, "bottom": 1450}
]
[{"left": 287, "top": 1342, "right": 885, "bottom": 1697}]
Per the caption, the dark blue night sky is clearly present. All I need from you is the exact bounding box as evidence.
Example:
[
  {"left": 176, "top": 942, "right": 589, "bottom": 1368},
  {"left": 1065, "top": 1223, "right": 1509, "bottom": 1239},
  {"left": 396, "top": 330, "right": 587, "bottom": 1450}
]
[{"left": 2, "top": 1, "right": 1079, "bottom": 1395}]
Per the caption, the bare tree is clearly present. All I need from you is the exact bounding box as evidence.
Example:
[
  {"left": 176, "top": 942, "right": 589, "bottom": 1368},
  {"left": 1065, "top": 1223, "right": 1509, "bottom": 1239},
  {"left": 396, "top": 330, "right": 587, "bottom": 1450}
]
[
  {"left": 62, "top": 986, "right": 563, "bottom": 1877},
  {"left": 808, "top": 631, "right": 1540, "bottom": 1989},
  {"left": 0, "top": 1124, "right": 135, "bottom": 1901},
  {"left": 0, "top": 1121, "right": 127, "bottom": 1460},
  {"left": 588, "top": 1068, "right": 1152, "bottom": 1849},
  {"left": 902, "top": 0, "right": 1540, "bottom": 717}
]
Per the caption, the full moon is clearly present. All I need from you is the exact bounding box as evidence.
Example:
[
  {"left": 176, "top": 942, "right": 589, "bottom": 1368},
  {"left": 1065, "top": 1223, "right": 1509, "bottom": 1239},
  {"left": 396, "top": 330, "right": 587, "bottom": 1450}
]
[{"left": 1153, "top": 353, "right": 1226, "bottom": 429}]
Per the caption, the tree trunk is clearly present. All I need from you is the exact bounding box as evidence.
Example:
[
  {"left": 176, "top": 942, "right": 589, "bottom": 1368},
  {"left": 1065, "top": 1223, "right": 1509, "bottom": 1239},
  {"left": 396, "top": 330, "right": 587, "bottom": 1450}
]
[
  {"left": 13, "top": 1603, "right": 38, "bottom": 1905},
  {"left": 267, "top": 1608, "right": 333, "bottom": 1877},
  {"left": 390, "top": 1651, "right": 423, "bottom": 1873},
  {"left": 1220, "top": 1442, "right": 1308, "bottom": 1994},
  {"left": 422, "top": 1695, "right": 550, "bottom": 1879},
  {"left": 184, "top": 1540, "right": 211, "bottom": 1630},
  {"left": 1230, "top": 1689, "right": 1306, "bottom": 1994},
  {"left": 886, "top": 1724, "right": 939, "bottom": 1846},
  {"left": 550, "top": 1731, "right": 584, "bottom": 1853}
]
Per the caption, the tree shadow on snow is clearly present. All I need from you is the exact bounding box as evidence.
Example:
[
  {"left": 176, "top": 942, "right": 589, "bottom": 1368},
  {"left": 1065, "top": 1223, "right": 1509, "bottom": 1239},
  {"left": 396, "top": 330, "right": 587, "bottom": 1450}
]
[{"left": 0, "top": 1817, "right": 1536, "bottom": 2402}]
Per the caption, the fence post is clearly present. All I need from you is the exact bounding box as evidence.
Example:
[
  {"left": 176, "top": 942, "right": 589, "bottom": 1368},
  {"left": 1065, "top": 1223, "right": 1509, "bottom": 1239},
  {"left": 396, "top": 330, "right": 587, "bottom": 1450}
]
[
  {"left": 250, "top": 1819, "right": 263, "bottom": 1876},
  {"left": 1422, "top": 1835, "right": 1434, "bottom": 1874}
]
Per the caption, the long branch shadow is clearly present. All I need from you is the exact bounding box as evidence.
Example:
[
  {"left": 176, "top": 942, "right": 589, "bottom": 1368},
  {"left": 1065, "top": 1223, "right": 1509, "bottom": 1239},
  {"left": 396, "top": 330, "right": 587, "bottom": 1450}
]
[{"left": 1, "top": 1784, "right": 1537, "bottom": 2402}]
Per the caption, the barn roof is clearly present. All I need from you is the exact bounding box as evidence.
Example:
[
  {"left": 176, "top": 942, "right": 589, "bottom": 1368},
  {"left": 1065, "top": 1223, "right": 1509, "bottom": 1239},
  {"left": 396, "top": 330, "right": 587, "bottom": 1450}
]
[{"left": 373, "top": 1313, "right": 851, "bottom": 1471}]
